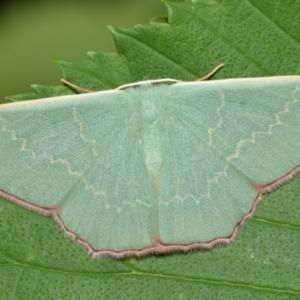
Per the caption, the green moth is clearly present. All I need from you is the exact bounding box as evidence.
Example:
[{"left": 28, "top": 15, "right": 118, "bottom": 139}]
[{"left": 1, "top": 74, "right": 300, "bottom": 258}]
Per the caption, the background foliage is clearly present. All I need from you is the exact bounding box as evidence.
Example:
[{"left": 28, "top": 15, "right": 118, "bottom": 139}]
[
  {"left": 1, "top": 0, "right": 300, "bottom": 299},
  {"left": 0, "top": 0, "right": 165, "bottom": 104}
]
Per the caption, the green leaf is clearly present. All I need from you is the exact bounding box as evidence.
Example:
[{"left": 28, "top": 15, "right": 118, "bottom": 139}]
[
  {"left": 7, "top": 85, "right": 75, "bottom": 102},
  {"left": 1, "top": 0, "right": 300, "bottom": 298}
]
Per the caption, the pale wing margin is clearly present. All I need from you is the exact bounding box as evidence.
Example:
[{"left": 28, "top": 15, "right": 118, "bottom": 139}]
[{"left": 0, "top": 90, "right": 154, "bottom": 252}]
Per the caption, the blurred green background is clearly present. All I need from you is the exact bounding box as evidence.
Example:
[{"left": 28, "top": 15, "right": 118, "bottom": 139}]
[{"left": 0, "top": 0, "right": 166, "bottom": 104}]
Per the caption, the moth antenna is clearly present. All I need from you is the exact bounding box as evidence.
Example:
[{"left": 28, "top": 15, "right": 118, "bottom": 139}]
[
  {"left": 196, "top": 63, "right": 224, "bottom": 81},
  {"left": 61, "top": 78, "right": 94, "bottom": 93}
]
